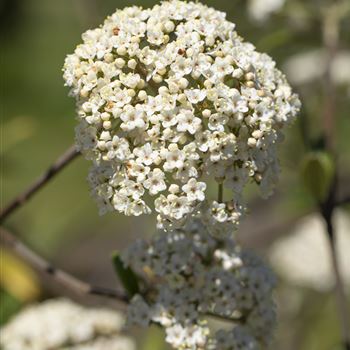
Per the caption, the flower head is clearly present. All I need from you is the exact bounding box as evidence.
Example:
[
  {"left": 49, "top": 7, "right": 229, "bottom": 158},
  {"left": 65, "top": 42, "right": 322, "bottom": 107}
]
[
  {"left": 122, "top": 216, "right": 277, "bottom": 349},
  {"left": 1, "top": 299, "right": 135, "bottom": 350},
  {"left": 63, "top": 0, "right": 300, "bottom": 232}
]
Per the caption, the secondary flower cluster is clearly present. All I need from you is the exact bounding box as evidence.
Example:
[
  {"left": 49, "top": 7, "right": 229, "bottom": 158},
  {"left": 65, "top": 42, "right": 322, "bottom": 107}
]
[
  {"left": 63, "top": 0, "right": 300, "bottom": 232},
  {"left": 122, "top": 215, "right": 276, "bottom": 349},
  {"left": 0, "top": 299, "right": 135, "bottom": 350}
]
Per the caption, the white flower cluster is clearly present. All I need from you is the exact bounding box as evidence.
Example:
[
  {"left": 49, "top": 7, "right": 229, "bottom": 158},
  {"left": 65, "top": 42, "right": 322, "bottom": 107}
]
[
  {"left": 122, "top": 217, "right": 276, "bottom": 350},
  {"left": 0, "top": 299, "right": 135, "bottom": 350},
  {"left": 63, "top": 0, "right": 300, "bottom": 232}
]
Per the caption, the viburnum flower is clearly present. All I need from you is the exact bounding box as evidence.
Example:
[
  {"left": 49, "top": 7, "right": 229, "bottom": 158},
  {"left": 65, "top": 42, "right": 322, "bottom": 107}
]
[
  {"left": 122, "top": 214, "right": 277, "bottom": 350},
  {"left": 63, "top": 0, "right": 300, "bottom": 232},
  {"left": 0, "top": 299, "right": 135, "bottom": 350}
]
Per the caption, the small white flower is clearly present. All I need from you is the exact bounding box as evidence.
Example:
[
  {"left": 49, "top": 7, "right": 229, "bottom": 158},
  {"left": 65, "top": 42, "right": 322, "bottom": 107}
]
[
  {"left": 168, "top": 194, "right": 191, "bottom": 220},
  {"left": 160, "top": 110, "right": 178, "bottom": 128},
  {"left": 121, "top": 180, "right": 145, "bottom": 200},
  {"left": 176, "top": 110, "right": 201, "bottom": 134},
  {"left": 112, "top": 191, "right": 130, "bottom": 213},
  {"left": 120, "top": 106, "right": 146, "bottom": 131},
  {"left": 114, "top": 89, "right": 132, "bottom": 108},
  {"left": 133, "top": 143, "right": 158, "bottom": 166},
  {"left": 182, "top": 178, "right": 206, "bottom": 202},
  {"left": 210, "top": 201, "right": 228, "bottom": 223},
  {"left": 144, "top": 168, "right": 167, "bottom": 195},
  {"left": 127, "top": 199, "right": 151, "bottom": 216},
  {"left": 163, "top": 144, "right": 186, "bottom": 171},
  {"left": 184, "top": 89, "right": 207, "bottom": 104},
  {"left": 165, "top": 324, "right": 187, "bottom": 348}
]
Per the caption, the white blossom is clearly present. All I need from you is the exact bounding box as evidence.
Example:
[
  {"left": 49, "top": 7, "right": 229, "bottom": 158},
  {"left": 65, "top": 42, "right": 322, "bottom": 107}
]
[
  {"left": 144, "top": 168, "right": 167, "bottom": 195},
  {"left": 182, "top": 178, "right": 206, "bottom": 202},
  {"left": 63, "top": 0, "right": 300, "bottom": 231},
  {"left": 0, "top": 299, "right": 135, "bottom": 350},
  {"left": 122, "top": 215, "right": 277, "bottom": 350}
]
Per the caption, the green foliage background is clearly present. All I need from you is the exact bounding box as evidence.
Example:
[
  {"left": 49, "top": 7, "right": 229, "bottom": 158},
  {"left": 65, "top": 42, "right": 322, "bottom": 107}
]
[{"left": 1, "top": 0, "right": 349, "bottom": 349}]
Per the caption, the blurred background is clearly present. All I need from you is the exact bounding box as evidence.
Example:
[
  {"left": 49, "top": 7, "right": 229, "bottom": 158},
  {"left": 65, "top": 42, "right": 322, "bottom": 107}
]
[{"left": 1, "top": 0, "right": 349, "bottom": 349}]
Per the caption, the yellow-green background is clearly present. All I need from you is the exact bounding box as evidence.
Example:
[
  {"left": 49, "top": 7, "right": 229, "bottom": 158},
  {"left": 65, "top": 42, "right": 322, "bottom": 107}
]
[{"left": 1, "top": 0, "right": 350, "bottom": 349}]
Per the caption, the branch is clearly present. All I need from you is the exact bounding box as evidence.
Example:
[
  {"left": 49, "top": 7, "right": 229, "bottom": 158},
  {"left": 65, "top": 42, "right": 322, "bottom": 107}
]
[
  {"left": 0, "top": 226, "right": 253, "bottom": 326},
  {"left": 0, "top": 226, "right": 128, "bottom": 304},
  {"left": 321, "top": 198, "right": 350, "bottom": 349},
  {"left": 322, "top": 178, "right": 350, "bottom": 350},
  {"left": 218, "top": 183, "right": 223, "bottom": 203},
  {"left": 0, "top": 145, "right": 80, "bottom": 223},
  {"left": 320, "top": 3, "right": 350, "bottom": 347}
]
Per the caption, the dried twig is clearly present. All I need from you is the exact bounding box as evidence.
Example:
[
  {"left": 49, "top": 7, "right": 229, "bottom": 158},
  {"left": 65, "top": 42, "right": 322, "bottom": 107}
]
[
  {"left": 0, "top": 226, "right": 128, "bottom": 303},
  {"left": 1, "top": 226, "right": 255, "bottom": 325},
  {"left": 0, "top": 145, "right": 80, "bottom": 223}
]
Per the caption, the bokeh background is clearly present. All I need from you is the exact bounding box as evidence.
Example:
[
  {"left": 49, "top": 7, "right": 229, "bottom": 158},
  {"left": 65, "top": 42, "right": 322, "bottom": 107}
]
[{"left": 1, "top": 0, "right": 350, "bottom": 349}]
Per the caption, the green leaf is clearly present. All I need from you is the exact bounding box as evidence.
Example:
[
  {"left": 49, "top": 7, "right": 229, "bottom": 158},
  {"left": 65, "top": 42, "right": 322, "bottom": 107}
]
[
  {"left": 142, "top": 325, "right": 169, "bottom": 350},
  {"left": 301, "top": 151, "right": 335, "bottom": 202},
  {"left": 111, "top": 252, "right": 139, "bottom": 298}
]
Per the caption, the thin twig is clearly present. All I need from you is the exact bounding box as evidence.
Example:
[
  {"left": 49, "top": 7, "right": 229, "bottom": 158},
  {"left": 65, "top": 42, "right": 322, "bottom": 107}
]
[
  {"left": 326, "top": 221, "right": 350, "bottom": 349},
  {"left": 0, "top": 145, "right": 80, "bottom": 223},
  {"left": 0, "top": 226, "right": 128, "bottom": 304},
  {"left": 320, "top": 3, "right": 350, "bottom": 348},
  {"left": 218, "top": 183, "right": 223, "bottom": 203},
  {"left": 0, "top": 226, "right": 254, "bottom": 326},
  {"left": 321, "top": 189, "right": 350, "bottom": 349}
]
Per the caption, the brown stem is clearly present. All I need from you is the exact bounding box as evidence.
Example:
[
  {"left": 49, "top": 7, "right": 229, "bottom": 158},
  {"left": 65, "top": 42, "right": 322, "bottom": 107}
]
[
  {"left": 0, "top": 226, "right": 128, "bottom": 304},
  {"left": 0, "top": 145, "right": 80, "bottom": 223},
  {"left": 0, "top": 226, "right": 256, "bottom": 326},
  {"left": 321, "top": 196, "right": 350, "bottom": 349},
  {"left": 329, "top": 237, "right": 350, "bottom": 350}
]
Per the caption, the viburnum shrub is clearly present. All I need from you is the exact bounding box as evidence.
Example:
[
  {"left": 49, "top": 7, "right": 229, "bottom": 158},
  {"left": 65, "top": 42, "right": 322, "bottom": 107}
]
[{"left": 63, "top": 1, "right": 300, "bottom": 349}]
